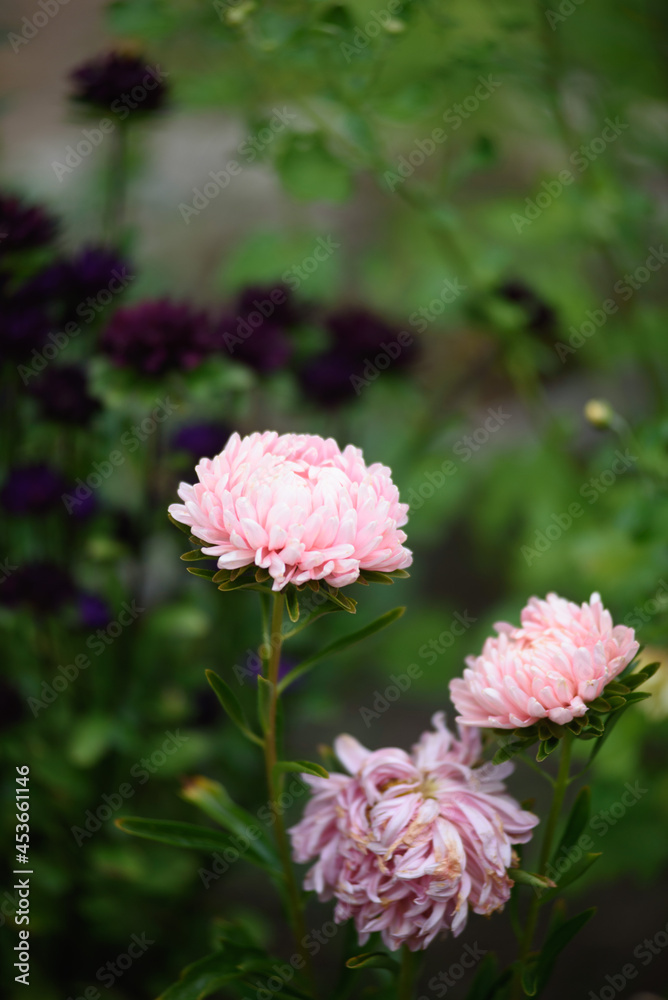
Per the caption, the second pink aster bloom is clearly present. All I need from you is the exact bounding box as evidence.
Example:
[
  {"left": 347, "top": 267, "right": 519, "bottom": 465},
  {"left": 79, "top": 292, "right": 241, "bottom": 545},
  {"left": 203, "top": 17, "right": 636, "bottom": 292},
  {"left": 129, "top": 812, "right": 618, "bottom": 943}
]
[
  {"left": 168, "top": 431, "right": 412, "bottom": 591},
  {"left": 450, "top": 592, "right": 639, "bottom": 730},
  {"left": 289, "top": 713, "right": 538, "bottom": 951}
]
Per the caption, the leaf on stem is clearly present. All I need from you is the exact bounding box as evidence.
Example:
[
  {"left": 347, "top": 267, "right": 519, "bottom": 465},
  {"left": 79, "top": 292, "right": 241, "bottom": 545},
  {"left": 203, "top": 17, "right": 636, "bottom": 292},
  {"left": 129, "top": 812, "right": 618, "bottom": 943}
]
[
  {"left": 272, "top": 760, "right": 329, "bottom": 780},
  {"left": 552, "top": 786, "right": 591, "bottom": 864},
  {"left": 278, "top": 607, "right": 406, "bottom": 693},
  {"left": 345, "top": 952, "right": 400, "bottom": 972},
  {"left": 206, "top": 670, "right": 264, "bottom": 746},
  {"left": 180, "top": 776, "right": 278, "bottom": 869},
  {"left": 509, "top": 869, "right": 557, "bottom": 892}
]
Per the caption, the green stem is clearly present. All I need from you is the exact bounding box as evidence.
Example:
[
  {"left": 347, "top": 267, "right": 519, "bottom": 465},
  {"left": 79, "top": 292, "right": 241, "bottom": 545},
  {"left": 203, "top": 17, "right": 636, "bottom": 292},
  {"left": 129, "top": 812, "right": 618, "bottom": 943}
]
[
  {"left": 263, "top": 593, "right": 317, "bottom": 992},
  {"left": 510, "top": 735, "right": 573, "bottom": 1000},
  {"left": 398, "top": 945, "right": 418, "bottom": 1000},
  {"left": 104, "top": 121, "right": 129, "bottom": 245}
]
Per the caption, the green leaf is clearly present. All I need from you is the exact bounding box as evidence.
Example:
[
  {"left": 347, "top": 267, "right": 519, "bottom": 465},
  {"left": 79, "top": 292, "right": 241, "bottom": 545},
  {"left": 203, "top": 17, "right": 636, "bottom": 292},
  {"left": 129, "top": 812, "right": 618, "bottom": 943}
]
[
  {"left": 272, "top": 760, "right": 329, "bottom": 780},
  {"left": 285, "top": 587, "right": 300, "bottom": 623},
  {"left": 553, "top": 786, "right": 591, "bottom": 864},
  {"left": 465, "top": 953, "right": 504, "bottom": 1000},
  {"left": 323, "top": 587, "right": 358, "bottom": 613},
  {"left": 155, "top": 950, "right": 241, "bottom": 1000},
  {"left": 257, "top": 676, "right": 273, "bottom": 733},
  {"left": 205, "top": 670, "right": 263, "bottom": 746},
  {"left": 345, "top": 952, "right": 400, "bottom": 972},
  {"left": 168, "top": 512, "right": 192, "bottom": 535},
  {"left": 536, "top": 737, "right": 560, "bottom": 761},
  {"left": 541, "top": 853, "right": 602, "bottom": 901},
  {"left": 531, "top": 908, "right": 596, "bottom": 995},
  {"left": 509, "top": 869, "right": 556, "bottom": 892},
  {"left": 116, "top": 817, "right": 246, "bottom": 854},
  {"left": 180, "top": 549, "right": 209, "bottom": 561},
  {"left": 180, "top": 777, "right": 278, "bottom": 870},
  {"left": 278, "top": 607, "right": 405, "bottom": 692},
  {"left": 187, "top": 567, "right": 217, "bottom": 580}
]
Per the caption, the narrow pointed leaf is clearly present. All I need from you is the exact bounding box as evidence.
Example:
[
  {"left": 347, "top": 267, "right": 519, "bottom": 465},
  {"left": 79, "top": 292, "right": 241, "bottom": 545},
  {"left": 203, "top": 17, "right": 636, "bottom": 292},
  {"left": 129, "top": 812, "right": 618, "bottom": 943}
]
[
  {"left": 116, "top": 817, "right": 249, "bottom": 854},
  {"left": 180, "top": 777, "right": 278, "bottom": 868},
  {"left": 509, "top": 869, "right": 556, "bottom": 891},
  {"left": 273, "top": 759, "right": 329, "bottom": 780},
  {"left": 345, "top": 952, "right": 400, "bottom": 972},
  {"left": 278, "top": 607, "right": 405, "bottom": 693},
  {"left": 541, "top": 853, "right": 602, "bottom": 901},
  {"left": 553, "top": 786, "right": 591, "bottom": 864},
  {"left": 285, "top": 587, "right": 300, "bottom": 623},
  {"left": 532, "top": 908, "right": 596, "bottom": 994},
  {"left": 156, "top": 950, "right": 241, "bottom": 999},
  {"left": 206, "top": 670, "right": 263, "bottom": 746},
  {"left": 187, "top": 567, "right": 216, "bottom": 580}
]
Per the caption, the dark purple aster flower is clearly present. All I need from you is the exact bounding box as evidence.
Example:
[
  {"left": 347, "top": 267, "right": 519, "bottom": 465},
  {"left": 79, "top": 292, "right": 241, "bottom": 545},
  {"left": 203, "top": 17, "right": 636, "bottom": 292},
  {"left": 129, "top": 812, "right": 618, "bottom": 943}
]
[
  {"left": 326, "top": 308, "right": 416, "bottom": 367},
  {"left": 0, "top": 291, "right": 51, "bottom": 360},
  {"left": 28, "top": 365, "right": 101, "bottom": 425},
  {"left": 497, "top": 281, "right": 557, "bottom": 342},
  {"left": 70, "top": 51, "right": 169, "bottom": 114},
  {"left": 78, "top": 592, "right": 112, "bottom": 630},
  {"left": 298, "top": 349, "right": 358, "bottom": 406},
  {"left": 218, "top": 311, "right": 292, "bottom": 373},
  {"left": 0, "top": 562, "right": 75, "bottom": 616},
  {"left": 100, "top": 299, "right": 216, "bottom": 377},
  {"left": 27, "top": 246, "right": 131, "bottom": 324},
  {"left": 1, "top": 464, "right": 66, "bottom": 515},
  {"left": 172, "top": 422, "right": 232, "bottom": 459},
  {"left": 0, "top": 193, "right": 58, "bottom": 257}
]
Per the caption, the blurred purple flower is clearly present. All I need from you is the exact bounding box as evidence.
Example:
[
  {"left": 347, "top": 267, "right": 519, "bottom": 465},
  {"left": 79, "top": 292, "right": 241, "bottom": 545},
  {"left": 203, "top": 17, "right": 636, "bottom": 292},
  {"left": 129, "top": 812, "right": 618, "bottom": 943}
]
[
  {"left": 172, "top": 422, "right": 232, "bottom": 459},
  {"left": 1, "top": 464, "right": 65, "bottom": 515},
  {"left": 0, "top": 291, "right": 51, "bottom": 360},
  {"left": 0, "top": 193, "right": 58, "bottom": 257},
  {"left": 70, "top": 51, "right": 169, "bottom": 114},
  {"left": 0, "top": 562, "right": 75, "bottom": 616},
  {"left": 28, "top": 365, "right": 101, "bottom": 425},
  {"left": 218, "top": 311, "right": 292, "bottom": 373},
  {"left": 27, "top": 245, "right": 131, "bottom": 323},
  {"left": 101, "top": 299, "right": 216, "bottom": 376},
  {"left": 326, "top": 308, "right": 416, "bottom": 367},
  {"left": 77, "top": 592, "right": 112, "bottom": 630},
  {"left": 298, "top": 349, "right": 358, "bottom": 406}
]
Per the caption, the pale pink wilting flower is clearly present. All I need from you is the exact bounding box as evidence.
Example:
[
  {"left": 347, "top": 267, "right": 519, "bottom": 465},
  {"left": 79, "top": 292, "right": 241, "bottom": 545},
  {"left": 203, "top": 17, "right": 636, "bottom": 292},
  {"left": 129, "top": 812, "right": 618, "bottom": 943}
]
[
  {"left": 289, "top": 713, "right": 538, "bottom": 951},
  {"left": 168, "top": 431, "right": 412, "bottom": 591},
  {"left": 450, "top": 592, "right": 639, "bottom": 730}
]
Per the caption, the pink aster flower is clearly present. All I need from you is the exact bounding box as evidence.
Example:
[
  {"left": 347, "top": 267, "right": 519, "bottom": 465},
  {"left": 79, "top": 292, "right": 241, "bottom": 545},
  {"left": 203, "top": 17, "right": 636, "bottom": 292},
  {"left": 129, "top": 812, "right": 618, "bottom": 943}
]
[
  {"left": 168, "top": 431, "right": 412, "bottom": 591},
  {"left": 289, "top": 713, "right": 538, "bottom": 951},
  {"left": 450, "top": 592, "right": 639, "bottom": 730}
]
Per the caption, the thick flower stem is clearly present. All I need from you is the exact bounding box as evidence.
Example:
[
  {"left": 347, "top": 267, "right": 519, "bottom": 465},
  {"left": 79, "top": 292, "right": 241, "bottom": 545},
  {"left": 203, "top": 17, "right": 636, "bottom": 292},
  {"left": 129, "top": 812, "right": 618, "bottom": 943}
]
[
  {"left": 398, "top": 945, "right": 418, "bottom": 1000},
  {"left": 263, "top": 593, "right": 317, "bottom": 992},
  {"left": 511, "top": 734, "right": 573, "bottom": 999}
]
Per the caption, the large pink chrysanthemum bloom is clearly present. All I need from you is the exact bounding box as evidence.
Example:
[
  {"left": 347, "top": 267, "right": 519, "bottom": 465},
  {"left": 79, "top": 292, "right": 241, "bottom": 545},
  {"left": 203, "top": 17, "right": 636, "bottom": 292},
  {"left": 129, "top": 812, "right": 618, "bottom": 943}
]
[
  {"left": 289, "top": 713, "right": 538, "bottom": 951},
  {"left": 168, "top": 431, "right": 412, "bottom": 592},
  {"left": 450, "top": 592, "right": 639, "bottom": 729}
]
